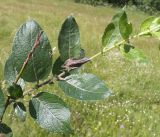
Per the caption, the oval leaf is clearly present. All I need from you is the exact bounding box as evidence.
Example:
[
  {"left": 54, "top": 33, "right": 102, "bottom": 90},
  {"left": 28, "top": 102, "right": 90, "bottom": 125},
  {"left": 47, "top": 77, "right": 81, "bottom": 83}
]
[
  {"left": 0, "top": 89, "right": 5, "bottom": 120},
  {"left": 102, "top": 23, "right": 115, "bottom": 47},
  {"left": 119, "top": 11, "right": 132, "bottom": 40},
  {"left": 7, "top": 84, "right": 23, "bottom": 99},
  {"left": 150, "top": 17, "right": 160, "bottom": 32},
  {"left": 0, "top": 123, "right": 13, "bottom": 137},
  {"left": 140, "top": 17, "right": 160, "bottom": 36},
  {"left": 4, "top": 54, "right": 25, "bottom": 87},
  {"left": 52, "top": 57, "right": 64, "bottom": 76},
  {"left": 12, "top": 20, "right": 52, "bottom": 82},
  {"left": 58, "top": 15, "right": 81, "bottom": 62},
  {"left": 140, "top": 17, "right": 155, "bottom": 32},
  {"left": 59, "top": 73, "right": 111, "bottom": 100},
  {"left": 29, "top": 92, "right": 72, "bottom": 133},
  {"left": 120, "top": 44, "right": 147, "bottom": 63},
  {"left": 13, "top": 102, "right": 26, "bottom": 122},
  {"left": 102, "top": 11, "right": 124, "bottom": 48}
]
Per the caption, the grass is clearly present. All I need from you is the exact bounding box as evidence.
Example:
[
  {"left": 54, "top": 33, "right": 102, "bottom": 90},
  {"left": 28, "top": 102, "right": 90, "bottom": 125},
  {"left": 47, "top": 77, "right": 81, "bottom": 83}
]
[{"left": 0, "top": 0, "right": 160, "bottom": 136}]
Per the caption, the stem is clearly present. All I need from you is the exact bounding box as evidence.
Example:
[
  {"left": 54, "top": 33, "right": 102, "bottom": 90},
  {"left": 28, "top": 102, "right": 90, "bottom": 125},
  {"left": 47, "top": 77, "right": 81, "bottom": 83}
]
[
  {"left": 89, "top": 25, "right": 159, "bottom": 60},
  {"left": 14, "top": 31, "right": 43, "bottom": 84},
  {"left": 89, "top": 39, "right": 125, "bottom": 60},
  {"left": 0, "top": 97, "right": 11, "bottom": 122},
  {"left": 23, "top": 78, "right": 54, "bottom": 96}
]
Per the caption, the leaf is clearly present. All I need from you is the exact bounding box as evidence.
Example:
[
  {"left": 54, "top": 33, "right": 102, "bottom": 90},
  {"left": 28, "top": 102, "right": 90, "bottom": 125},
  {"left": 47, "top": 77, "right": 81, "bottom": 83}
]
[
  {"left": 12, "top": 20, "right": 52, "bottom": 82},
  {"left": 4, "top": 54, "right": 25, "bottom": 88},
  {"left": 79, "top": 48, "right": 85, "bottom": 58},
  {"left": 7, "top": 84, "right": 23, "bottom": 99},
  {"left": 52, "top": 57, "right": 64, "bottom": 76},
  {"left": 150, "top": 17, "right": 160, "bottom": 32},
  {"left": 102, "top": 11, "right": 124, "bottom": 48},
  {"left": 120, "top": 44, "right": 147, "bottom": 63},
  {"left": 0, "top": 123, "right": 13, "bottom": 137},
  {"left": 119, "top": 11, "right": 132, "bottom": 40},
  {"left": 140, "top": 17, "right": 160, "bottom": 36},
  {"left": 112, "top": 10, "right": 124, "bottom": 25},
  {"left": 102, "top": 23, "right": 115, "bottom": 47},
  {"left": 0, "top": 89, "right": 5, "bottom": 120},
  {"left": 140, "top": 17, "right": 155, "bottom": 32},
  {"left": 13, "top": 102, "right": 26, "bottom": 122},
  {"left": 29, "top": 92, "right": 72, "bottom": 133},
  {"left": 59, "top": 73, "right": 111, "bottom": 100},
  {"left": 58, "top": 15, "right": 81, "bottom": 62}
]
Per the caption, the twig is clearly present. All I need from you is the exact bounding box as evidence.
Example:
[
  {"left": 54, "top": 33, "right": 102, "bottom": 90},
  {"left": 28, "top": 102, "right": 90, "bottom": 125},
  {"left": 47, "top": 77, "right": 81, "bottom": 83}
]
[
  {"left": 0, "top": 97, "right": 12, "bottom": 122},
  {"left": 90, "top": 25, "right": 160, "bottom": 60},
  {"left": 23, "top": 78, "right": 54, "bottom": 96},
  {"left": 57, "top": 71, "right": 66, "bottom": 81},
  {"left": 14, "top": 31, "right": 43, "bottom": 84}
]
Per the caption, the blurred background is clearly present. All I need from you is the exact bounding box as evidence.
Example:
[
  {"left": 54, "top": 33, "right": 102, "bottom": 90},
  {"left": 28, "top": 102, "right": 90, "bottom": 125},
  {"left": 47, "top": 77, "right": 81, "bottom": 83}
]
[{"left": 0, "top": 0, "right": 160, "bottom": 136}]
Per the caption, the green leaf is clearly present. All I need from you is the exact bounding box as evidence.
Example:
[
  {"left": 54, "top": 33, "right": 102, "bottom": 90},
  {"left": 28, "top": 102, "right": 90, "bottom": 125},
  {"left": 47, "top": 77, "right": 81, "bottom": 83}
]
[
  {"left": 58, "top": 15, "right": 81, "bottom": 62},
  {"left": 0, "top": 88, "right": 5, "bottom": 120},
  {"left": 79, "top": 48, "right": 85, "bottom": 59},
  {"left": 8, "top": 84, "right": 23, "bottom": 99},
  {"left": 102, "top": 23, "right": 115, "bottom": 47},
  {"left": 120, "top": 44, "right": 147, "bottom": 63},
  {"left": 0, "top": 123, "right": 13, "bottom": 137},
  {"left": 140, "top": 17, "right": 160, "bottom": 36},
  {"left": 52, "top": 57, "right": 64, "bottom": 76},
  {"left": 112, "top": 10, "right": 124, "bottom": 25},
  {"left": 29, "top": 92, "right": 72, "bottom": 133},
  {"left": 119, "top": 11, "right": 132, "bottom": 40},
  {"left": 59, "top": 73, "right": 111, "bottom": 100},
  {"left": 102, "top": 11, "right": 124, "bottom": 48},
  {"left": 4, "top": 54, "right": 25, "bottom": 87},
  {"left": 13, "top": 102, "right": 26, "bottom": 122},
  {"left": 150, "top": 17, "right": 160, "bottom": 32},
  {"left": 140, "top": 17, "right": 155, "bottom": 32},
  {"left": 12, "top": 20, "right": 52, "bottom": 82}
]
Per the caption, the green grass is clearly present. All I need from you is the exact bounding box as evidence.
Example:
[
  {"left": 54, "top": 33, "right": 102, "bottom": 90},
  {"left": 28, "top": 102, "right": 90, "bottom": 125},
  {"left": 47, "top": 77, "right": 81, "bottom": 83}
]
[{"left": 0, "top": 0, "right": 160, "bottom": 136}]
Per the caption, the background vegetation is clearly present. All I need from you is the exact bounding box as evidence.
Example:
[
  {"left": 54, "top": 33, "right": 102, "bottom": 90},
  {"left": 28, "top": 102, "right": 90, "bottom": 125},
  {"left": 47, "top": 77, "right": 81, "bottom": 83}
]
[
  {"left": 0, "top": 0, "right": 160, "bottom": 136},
  {"left": 75, "top": 0, "right": 160, "bottom": 14}
]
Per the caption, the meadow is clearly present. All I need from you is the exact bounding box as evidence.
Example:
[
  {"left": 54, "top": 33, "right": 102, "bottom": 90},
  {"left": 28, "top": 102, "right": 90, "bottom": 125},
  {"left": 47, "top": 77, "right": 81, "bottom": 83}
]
[{"left": 0, "top": 0, "right": 160, "bottom": 136}]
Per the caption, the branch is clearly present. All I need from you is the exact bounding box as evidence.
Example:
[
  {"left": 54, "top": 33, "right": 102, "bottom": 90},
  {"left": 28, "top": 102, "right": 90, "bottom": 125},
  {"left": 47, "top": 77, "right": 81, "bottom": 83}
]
[
  {"left": 23, "top": 78, "right": 55, "bottom": 96},
  {"left": 0, "top": 97, "right": 12, "bottom": 122},
  {"left": 14, "top": 31, "right": 43, "bottom": 84},
  {"left": 89, "top": 25, "right": 160, "bottom": 60}
]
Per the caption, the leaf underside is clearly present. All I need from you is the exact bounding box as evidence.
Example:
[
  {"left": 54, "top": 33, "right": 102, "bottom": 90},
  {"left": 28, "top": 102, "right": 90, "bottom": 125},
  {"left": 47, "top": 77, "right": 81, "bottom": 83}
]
[
  {"left": 13, "top": 102, "right": 26, "bottom": 121},
  {"left": 120, "top": 44, "right": 147, "bottom": 63}
]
